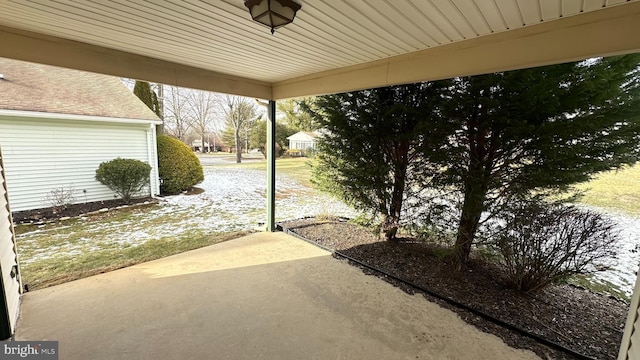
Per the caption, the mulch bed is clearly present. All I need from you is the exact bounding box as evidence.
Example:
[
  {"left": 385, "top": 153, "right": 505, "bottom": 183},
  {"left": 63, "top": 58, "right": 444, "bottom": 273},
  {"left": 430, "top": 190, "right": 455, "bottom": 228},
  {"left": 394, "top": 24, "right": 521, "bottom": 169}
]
[
  {"left": 13, "top": 186, "right": 208, "bottom": 224},
  {"left": 12, "top": 197, "right": 155, "bottom": 224},
  {"left": 280, "top": 218, "right": 629, "bottom": 360}
]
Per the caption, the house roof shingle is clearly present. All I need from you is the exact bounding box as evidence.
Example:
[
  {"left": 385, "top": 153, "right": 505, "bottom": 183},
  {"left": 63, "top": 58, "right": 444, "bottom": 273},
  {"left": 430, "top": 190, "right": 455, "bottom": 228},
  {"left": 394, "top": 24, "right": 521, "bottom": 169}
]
[
  {"left": 0, "top": 57, "right": 159, "bottom": 121},
  {"left": 287, "top": 131, "right": 319, "bottom": 141}
]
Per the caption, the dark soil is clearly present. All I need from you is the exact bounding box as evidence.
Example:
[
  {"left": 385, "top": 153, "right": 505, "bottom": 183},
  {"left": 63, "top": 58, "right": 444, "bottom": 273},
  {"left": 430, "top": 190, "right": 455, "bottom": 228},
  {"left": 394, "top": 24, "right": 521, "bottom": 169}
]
[
  {"left": 280, "top": 218, "right": 629, "bottom": 360},
  {"left": 183, "top": 186, "right": 205, "bottom": 195},
  {"left": 12, "top": 197, "right": 155, "bottom": 224}
]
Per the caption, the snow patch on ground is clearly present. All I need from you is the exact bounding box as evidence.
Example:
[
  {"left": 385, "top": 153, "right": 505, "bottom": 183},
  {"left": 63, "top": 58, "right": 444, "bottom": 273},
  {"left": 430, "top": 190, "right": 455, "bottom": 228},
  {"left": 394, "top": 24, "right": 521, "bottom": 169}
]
[
  {"left": 585, "top": 207, "right": 640, "bottom": 298},
  {"left": 17, "top": 167, "right": 639, "bottom": 298},
  {"left": 17, "top": 168, "right": 357, "bottom": 265},
  {"left": 160, "top": 168, "right": 356, "bottom": 229}
]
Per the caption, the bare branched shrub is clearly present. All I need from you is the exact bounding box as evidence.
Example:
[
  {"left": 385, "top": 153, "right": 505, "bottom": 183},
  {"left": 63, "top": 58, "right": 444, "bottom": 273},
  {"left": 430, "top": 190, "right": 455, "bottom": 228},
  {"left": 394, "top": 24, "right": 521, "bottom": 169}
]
[
  {"left": 495, "top": 201, "right": 618, "bottom": 292},
  {"left": 43, "top": 186, "right": 75, "bottom": 213}
]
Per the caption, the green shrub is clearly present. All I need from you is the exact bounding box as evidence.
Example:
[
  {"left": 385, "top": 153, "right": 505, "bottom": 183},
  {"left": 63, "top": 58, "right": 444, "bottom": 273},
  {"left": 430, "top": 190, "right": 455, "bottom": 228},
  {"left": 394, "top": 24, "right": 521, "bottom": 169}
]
[
  {"left": 95, "top": 158, "right": 151, "bottom": 203},
  {"left": 157, "top": 135, "right": 204, "bottom": 195},
  {"left": 304, "top": 148, "right": 318, "bottom": 158}
]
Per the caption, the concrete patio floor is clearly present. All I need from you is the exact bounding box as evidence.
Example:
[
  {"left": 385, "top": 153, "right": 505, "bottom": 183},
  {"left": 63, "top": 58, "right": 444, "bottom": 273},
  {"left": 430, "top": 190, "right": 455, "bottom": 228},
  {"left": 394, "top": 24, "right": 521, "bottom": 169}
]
[{"left": 15, "top": 232, "right": 540, "bottom": 359}]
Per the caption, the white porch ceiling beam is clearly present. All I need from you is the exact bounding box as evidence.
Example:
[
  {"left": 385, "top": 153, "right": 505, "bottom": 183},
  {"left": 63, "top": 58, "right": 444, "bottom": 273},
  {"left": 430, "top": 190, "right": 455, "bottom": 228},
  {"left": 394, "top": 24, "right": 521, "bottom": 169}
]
[
  {"left": 0, "top": 25, "right": 272, "bottom": 100},
  {"left": 1, "top": 2, "right": 640, "bottom": 101},
  {"left": 273, "top": 1, "right": 640, "bottom": 99}
]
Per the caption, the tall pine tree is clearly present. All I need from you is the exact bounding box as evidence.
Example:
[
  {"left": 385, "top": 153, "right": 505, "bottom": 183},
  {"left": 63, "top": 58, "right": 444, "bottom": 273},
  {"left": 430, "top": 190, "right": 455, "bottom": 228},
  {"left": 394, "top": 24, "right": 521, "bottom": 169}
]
[
  {"left": 306, "top": 82, "right": 450, "bottom": 239},
  {"left": 133, "top": 80, "right": 161, "bottom": 118},
  {"left": 308, "top": 55, "right": 640, "bottom": 261},
  {"left": 422, "top": 55, "right": 640, "bottom": 266}
]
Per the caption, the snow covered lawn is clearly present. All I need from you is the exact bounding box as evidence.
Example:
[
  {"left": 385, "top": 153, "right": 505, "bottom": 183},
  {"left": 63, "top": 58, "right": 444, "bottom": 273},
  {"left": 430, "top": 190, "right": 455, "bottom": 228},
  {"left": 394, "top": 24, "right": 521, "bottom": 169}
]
[
  {"left": 16, "top": 168, "right": 356, "bottom": 267},
  {"left": 586, "top": 208, "right": 640, "bottom": 299},
  {"left": 15, "top": 166, "right": 639, "bottom": 299},
  {"left": 160, "top": 167, "right": 357, "bottom": 232}
]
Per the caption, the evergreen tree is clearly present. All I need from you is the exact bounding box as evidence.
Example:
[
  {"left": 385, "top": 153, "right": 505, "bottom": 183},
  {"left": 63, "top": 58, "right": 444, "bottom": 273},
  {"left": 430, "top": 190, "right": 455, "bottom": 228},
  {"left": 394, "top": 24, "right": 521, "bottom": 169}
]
[
  {"left": 221, "top": 124, "right": 236, "bottom": 151},
  {"left": 308, "top": 55, "right": 640, "bottom": 262},
  {"left": 248, "top": 118, "right": 296, "bottom": 158},
  {"left": 277, "top": 99, "right": 319, "bottom": 131},
  {"left": 133, "top": 80, "right": 161, "bottom": 118},
  {"left": 306, "top": 82, "right": 449, "bottom": 240},
  {"left": 423, "top": 55, "right": 640, "bottom": 266}
]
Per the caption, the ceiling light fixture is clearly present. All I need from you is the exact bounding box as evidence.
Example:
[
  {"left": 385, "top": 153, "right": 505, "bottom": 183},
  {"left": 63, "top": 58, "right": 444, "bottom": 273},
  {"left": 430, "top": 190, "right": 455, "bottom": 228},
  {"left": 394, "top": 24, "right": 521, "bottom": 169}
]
[{"left": 244, "top": 0, "right": 301, "bottom": 34}]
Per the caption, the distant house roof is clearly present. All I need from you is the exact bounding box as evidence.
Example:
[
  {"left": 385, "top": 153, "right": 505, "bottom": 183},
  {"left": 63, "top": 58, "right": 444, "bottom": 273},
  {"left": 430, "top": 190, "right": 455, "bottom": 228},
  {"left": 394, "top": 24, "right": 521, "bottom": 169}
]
[
  {"left": 287, "top": 131, "right": 319, "bottom": 141},
  {"left": 191, "top": 140, "right": 210, "bottom": 147},
  {"left": 0, "top": 57, "right": 159, "bottom": 121}
]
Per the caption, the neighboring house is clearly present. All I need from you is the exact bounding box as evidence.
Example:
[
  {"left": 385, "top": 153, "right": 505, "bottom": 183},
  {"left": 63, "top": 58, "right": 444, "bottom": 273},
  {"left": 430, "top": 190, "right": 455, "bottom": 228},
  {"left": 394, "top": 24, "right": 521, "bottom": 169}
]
[
  {"left": 191, "top": 137, "right": 229, "bottom": 153},
  {"left": 287, "top": 131, "right": 318, "bottom": 153},
  {"left": 0, "top": 57, "right": 161, "bottom": 212},
  {"left": 191, "top": 140, "right": 211, "bottom": 153}
]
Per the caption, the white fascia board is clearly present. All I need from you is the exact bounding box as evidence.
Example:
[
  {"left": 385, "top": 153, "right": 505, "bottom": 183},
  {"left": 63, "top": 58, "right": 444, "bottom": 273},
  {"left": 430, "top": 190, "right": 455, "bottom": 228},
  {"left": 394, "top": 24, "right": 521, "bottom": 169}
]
[{"left": 0, "top": 109, "right": 162, "bottom": 125}]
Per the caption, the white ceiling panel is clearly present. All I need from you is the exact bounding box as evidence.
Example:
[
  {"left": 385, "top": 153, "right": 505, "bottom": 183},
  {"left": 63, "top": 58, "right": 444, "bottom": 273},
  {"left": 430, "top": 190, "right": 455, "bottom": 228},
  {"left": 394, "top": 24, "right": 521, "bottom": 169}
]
[
  {"left": 409, "top": 0, "right": 464, "bottom": 42},
  {"left": 517, "top": 0, "right": 543, "bottom": 25},
  {"left": 452, "top": 0, "right": 493, "bottom": 36},
  {"left": 382, "top": 1, "right": 443, "bottom": 45},
  {"left": 474, "top": 1, "right": 508, "bottom": 33},
  {"left": 0, "top": 0, "right": 638, "bottom": 99},
  {"left": 540, "top": 0, "right": 562, "bottom": 20},
  {"left": 494, "top": 0, "right": 525, "bottom": 29},
  {"left": 584, "top": 0, "right": 607, "bottom": 11},
  {"left": 431, "top": 0, "right": 478, "bottom": 39},
  {"left": 562, "top": 0, "right": 585, "bottom": 14}
]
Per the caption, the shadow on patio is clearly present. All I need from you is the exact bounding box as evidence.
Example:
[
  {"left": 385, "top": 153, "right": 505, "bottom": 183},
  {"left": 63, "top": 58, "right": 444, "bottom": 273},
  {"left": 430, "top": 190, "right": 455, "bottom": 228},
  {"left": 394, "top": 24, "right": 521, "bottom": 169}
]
[{"left": 15, "top": 232, "right": 539, "bottom": 359}]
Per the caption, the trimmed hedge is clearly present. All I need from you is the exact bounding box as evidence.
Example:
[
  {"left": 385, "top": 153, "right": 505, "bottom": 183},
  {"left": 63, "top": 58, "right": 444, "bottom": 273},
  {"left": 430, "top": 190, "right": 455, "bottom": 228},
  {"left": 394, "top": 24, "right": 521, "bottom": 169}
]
[
  {"left": 95, "top": 158, "right": 151, "bottom": 203},
  {"left": 157, "top": 135, "right": 204, "bottom": 194}
]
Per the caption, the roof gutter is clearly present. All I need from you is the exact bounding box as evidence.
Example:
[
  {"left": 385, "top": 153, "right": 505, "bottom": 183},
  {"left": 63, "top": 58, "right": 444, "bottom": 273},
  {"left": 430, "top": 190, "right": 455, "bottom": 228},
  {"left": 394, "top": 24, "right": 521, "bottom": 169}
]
[{"left": 0, "top": 109, "right": 162, "bottom": 125}]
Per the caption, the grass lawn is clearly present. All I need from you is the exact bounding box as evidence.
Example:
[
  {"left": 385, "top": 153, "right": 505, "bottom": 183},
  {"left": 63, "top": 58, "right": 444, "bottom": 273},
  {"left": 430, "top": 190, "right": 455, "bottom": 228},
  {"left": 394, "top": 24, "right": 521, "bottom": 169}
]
[
  {"left": 211, "top": 156, "right": 640, "bottom": 214},
  {"left": 15, "top": 156, "right": 638, "bottom": 292},
  {"left": 214, "top": 156, "right": 640, "bottom": 214},
  {"left": 21, "top": 230, "right": 247, "bottom": 290},
  {"left": 15, "top": 204, "right": 250, "bottom": 290},
  {"left": 575, "top": 164, "right": 640, "bottom": 215},
  {"left": 16, "top": 158, "right": 317, "bottom": 291},
  {"left": 216, "top": 157, "right": 640, "bottom": 215},
  {"left": 214, "top": 157, "right": 313, "bottom": 187}
]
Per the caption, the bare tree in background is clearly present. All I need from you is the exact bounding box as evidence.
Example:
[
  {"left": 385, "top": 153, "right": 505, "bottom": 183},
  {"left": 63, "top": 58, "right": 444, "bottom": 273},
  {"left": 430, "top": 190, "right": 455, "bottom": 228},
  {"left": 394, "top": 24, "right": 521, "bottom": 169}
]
[
  {"left": 219, "top": 95, "right": 259, "bottom": 163},
  {"left": 164, "top": 86, "right": 194, "bottom": 142},
  {"left": 189, "top": 90, "right": 219, "bottom": 152}
]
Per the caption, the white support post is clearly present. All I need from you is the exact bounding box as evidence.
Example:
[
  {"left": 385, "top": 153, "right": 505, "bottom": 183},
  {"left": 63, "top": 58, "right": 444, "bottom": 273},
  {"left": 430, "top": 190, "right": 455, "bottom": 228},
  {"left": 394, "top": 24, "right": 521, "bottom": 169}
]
[{"left": 618, "top": 263, "right": 640, "bottom": 359}]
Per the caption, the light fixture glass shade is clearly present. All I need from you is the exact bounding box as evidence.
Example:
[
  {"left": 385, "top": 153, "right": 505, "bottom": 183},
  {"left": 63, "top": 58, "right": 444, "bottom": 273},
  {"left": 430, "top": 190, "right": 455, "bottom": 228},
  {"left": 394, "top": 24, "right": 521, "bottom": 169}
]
[{"left": 245, "top": 0, "right": 301, "bottom": 34}]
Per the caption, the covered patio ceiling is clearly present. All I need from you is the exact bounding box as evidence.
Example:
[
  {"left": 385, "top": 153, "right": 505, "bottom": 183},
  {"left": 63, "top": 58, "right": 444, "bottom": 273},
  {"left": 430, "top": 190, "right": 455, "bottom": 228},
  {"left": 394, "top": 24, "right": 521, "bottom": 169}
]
[{"left": 1, "top": 0, "right": 640, "bottom": 101}]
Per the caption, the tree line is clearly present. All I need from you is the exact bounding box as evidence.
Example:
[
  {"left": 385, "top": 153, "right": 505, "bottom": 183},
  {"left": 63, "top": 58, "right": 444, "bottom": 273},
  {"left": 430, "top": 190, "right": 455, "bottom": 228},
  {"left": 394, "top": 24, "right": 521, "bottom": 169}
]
[
  {"left": 132, "top": 80, "right": 316, "bottom": 163},
  {"left": 129, "top": 56, "right": 640, "bottom": 289},
  {"left": 304, "top": 55, "right": 640, "bottom": 272}
]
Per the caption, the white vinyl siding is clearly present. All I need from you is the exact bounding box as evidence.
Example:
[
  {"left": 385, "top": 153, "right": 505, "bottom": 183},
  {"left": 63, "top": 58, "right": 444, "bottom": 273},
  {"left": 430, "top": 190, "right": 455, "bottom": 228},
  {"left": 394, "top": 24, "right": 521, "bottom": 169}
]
[
  {"left": 289, "top": 139, "right": 316, "bottom": 150},
  {"left": 287, "top": 132, "right": 318, "bottom": 151},
  {"left": 0, "top": 148, "right": 21, "bottom": 338},
  {"left": 619, "top": 270, "right": 640, "bottom": 359},
  {"left": 0, "top": 116, "right": 159, "bottom": 212}
]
